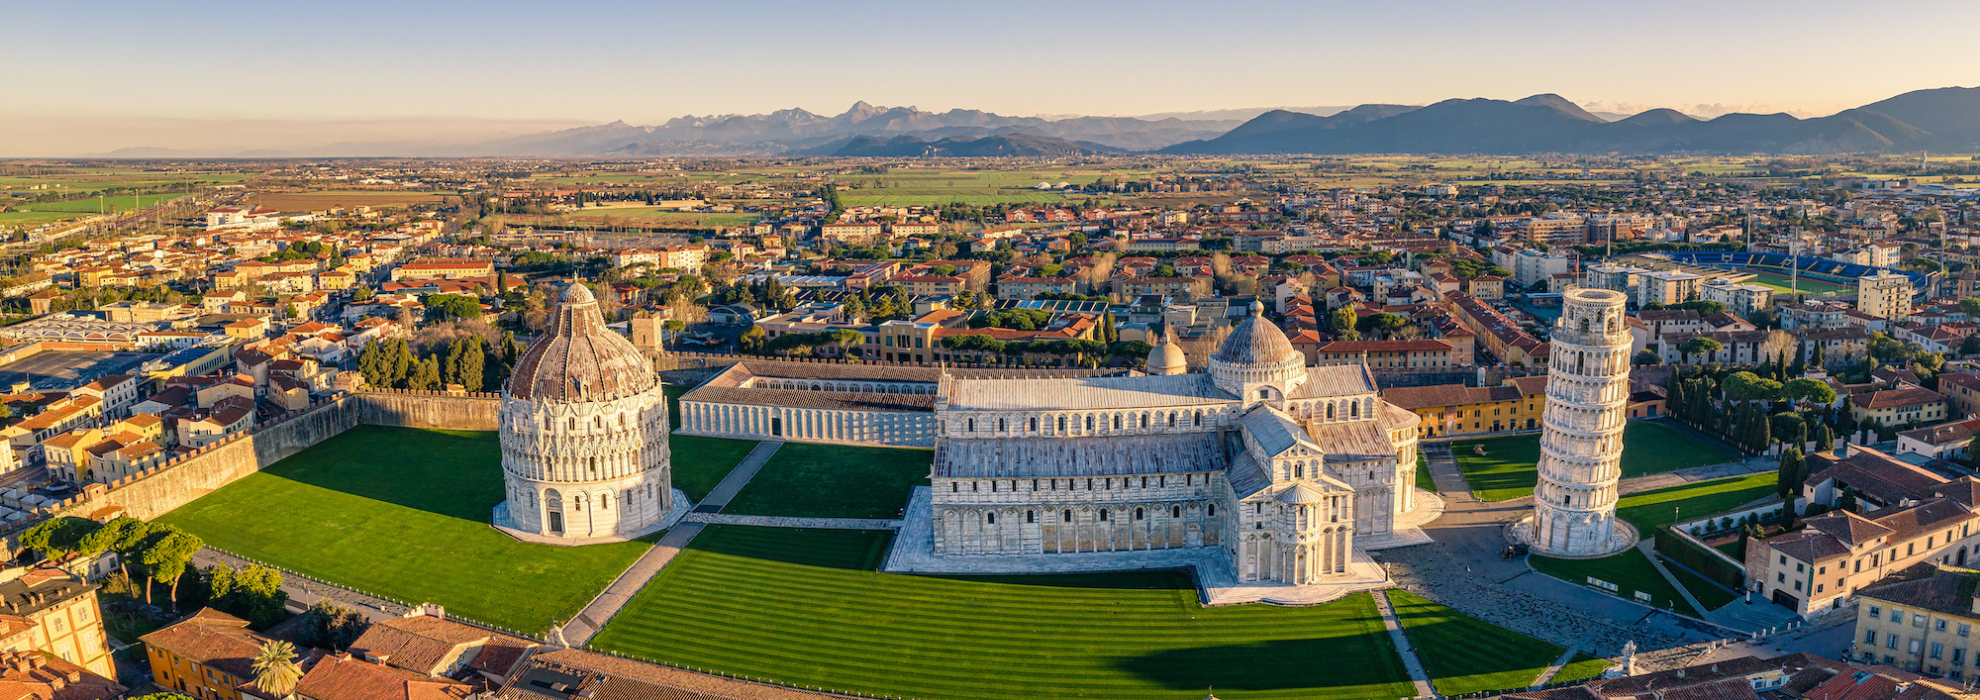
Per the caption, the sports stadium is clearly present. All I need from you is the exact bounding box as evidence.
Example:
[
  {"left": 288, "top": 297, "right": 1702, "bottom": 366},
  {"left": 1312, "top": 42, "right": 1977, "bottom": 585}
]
[{"left": 1650, "top": 250, "right": 1937, "bottom": 296}]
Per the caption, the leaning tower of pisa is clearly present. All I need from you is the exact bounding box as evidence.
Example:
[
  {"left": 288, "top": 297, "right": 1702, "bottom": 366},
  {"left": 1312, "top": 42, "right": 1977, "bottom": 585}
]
[{"left": 1527, "top": 288, "right": 1636, "bottom": 557}]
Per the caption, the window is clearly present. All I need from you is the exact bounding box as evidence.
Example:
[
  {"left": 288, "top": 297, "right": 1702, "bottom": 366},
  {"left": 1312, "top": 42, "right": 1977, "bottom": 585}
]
[
  {"left": 1026, "top": 511, "right": 1035, "bottom": 523},
  {"left": 951, "top": 483, "right": 958, "bottom": 492},
  {"left": 1063, "top": 510, "right": 1072, "bottom": 522},
  {"left": 1917, "top": 613, "right": 1928, "bottom": 628},
  {"left": 1960, "top": 624, "right": 1971, "bottom": 637},
  {"left": 986, "top": 512, "right": 996, "bottom": 524},
  {"left": 1134, "top": 508, "right": 1145, "bottom": 520},
  {"left": 1173, "top": 505, "right": 1182, "bottom": 518},
  {"left": 1208, "top": 504, "right": 1216, "bottom": 516},
  {"left": 1893, "top": 609, "right": 1905, "bottom": 622},
  {"left": 1933, "top": 642, "right": 1945, "bottom": 660},
  {"left": 1888, "top": 636, "right": 1900, "bottom": 649},
  {"left": 1099, "top": 509, "right": 1110, "bottom": 521},
  {"left": 1867, "top": 630, "right": 1879, "bottom": 644},
  {"left": 1939, "top": 620, "right": 1950, "bottom": 632}
]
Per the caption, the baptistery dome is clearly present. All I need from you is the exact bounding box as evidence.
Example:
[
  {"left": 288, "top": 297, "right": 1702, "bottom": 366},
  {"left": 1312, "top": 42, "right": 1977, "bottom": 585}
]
[{"left": 507, "top": 284, "right": 658, "bottom": 403}]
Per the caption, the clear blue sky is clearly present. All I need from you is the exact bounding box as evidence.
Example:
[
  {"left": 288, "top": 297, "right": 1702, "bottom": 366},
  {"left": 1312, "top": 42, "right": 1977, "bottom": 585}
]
[{"left": 7, "top": 0, "right": 1978, "bottom": 124}]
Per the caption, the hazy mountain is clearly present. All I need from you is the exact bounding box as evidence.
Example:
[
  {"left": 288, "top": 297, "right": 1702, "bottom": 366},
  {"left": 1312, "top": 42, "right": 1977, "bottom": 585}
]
[
  {"left": 1127, "top": 106, "right": 1351, "bottom": 122},
  {"left": 806, "top": 132, "right": 1123, "bottom": 157},
  {"left": 1163, "top": 92, "right": 1959, "bottom": 155},
  {"left": 447, "top": 103, "right": 1236, "bottom": 156},
  {"left": 1857, "top": 86, "right": 1980, "bottom": 150}
]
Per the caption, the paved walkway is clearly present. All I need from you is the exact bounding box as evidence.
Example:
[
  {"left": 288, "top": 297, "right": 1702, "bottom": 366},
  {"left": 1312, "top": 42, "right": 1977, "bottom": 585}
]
[
  {"left": 194, "top": 548, "right": 408, "bottom": 623},
  {"left": 1370, "top": 589, "right": 1437, "bottom": 698},
  {"left": 561, "top": 440, "right": 785, "bottom": 646},
  {"left": 1637, "top": 539, "right": 1711, "bottom": 618},
  {"left": 1530, "top": 647, "right": 1580, "bottom": 688}
]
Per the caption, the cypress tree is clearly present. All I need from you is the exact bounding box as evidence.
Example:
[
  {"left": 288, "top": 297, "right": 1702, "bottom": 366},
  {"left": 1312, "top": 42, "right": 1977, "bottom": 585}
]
[
  {"left": 1817, "top": 423, "right": 1834, "bottom": 452},
  {"left": 1810, "top": 341, "right": 1824, "bottom": 368}
]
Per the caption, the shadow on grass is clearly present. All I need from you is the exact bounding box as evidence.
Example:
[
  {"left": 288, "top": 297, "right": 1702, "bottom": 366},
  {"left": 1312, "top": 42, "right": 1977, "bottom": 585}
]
[
  {"left": 261, "top": 425, "right": 504, "bottom": 521},
  {"left": 693, "top": 525, "right": 896, "bottom": 571},
  {"left": 1116, "top": 637, "right": 1405, "bottom": 692}
]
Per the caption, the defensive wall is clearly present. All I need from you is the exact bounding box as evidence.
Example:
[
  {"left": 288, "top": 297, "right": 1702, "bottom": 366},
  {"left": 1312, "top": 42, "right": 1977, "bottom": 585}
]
[{"left": 26, "top": 389, "right": 501, "bottom": 536}]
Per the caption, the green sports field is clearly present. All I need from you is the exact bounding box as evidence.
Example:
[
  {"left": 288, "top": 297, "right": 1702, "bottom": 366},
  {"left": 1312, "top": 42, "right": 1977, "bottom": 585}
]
[
  {"left": 156, "top": 426, "right": 654, "bottom": 632},
  {"left": 1734, "top": 270, "right": 1853, "bottom": 296},
  {"left": 589, "top": 526, "right": 1416, "bottom": 700},
  {"left": 1455, "top": 422, "right": 1739, "bottom": 501}
]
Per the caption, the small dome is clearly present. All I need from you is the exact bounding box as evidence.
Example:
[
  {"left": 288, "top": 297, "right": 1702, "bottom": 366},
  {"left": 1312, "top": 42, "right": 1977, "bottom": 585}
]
[
  {"left": 1148, "top": 342, "right": 1187, "bottom": 371},
  {"left": 507, "top": 283, "right": 656, "bottom": 403},
  {"left": 1211, "top": 301, "right": 1300, "bottom": 366},
  {"left": 1278, "top": 483, "right": 1325, "bottom": 504}
]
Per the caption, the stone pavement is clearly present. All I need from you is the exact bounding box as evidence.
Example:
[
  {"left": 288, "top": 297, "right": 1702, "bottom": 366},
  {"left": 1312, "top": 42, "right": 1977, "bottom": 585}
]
[
  {"left": 194, "top": 548, "right": 409, "bottom": 623},
  {"left": 1370, "top": 589, "right": 1437, "bottom": 699},
  {"left": 1637, "top": 539, "right": 1711, "bottom": 618},
  {"left": 562, "top": 440, "right": 785, "bottom": 646}
]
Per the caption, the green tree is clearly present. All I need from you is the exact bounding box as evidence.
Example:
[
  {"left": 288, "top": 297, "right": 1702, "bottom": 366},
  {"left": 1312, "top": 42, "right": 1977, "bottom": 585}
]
[
  {"left": 19, "top": 517, "right": 100, "bottom": 559},
  {"left": 1777, "top": 446, "right": 1803, "bottom": 500},
  {"left": 406, "top": 356, "right": 441, "bottom": 390},
  {"left": 1632, "top": 349, "right": 1662, "bottom": 365},
  {"left": 141, "top": 528, "right": 204, "bottom": 611},
  {"left": 1680, "top": 337, "right": 1723, "bottom": 364}
]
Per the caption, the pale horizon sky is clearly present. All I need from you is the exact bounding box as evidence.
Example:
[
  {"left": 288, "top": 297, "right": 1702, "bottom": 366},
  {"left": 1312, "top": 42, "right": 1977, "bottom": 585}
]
[{"left": 6, "top": 0, "right": 1979, "bottom": 154}]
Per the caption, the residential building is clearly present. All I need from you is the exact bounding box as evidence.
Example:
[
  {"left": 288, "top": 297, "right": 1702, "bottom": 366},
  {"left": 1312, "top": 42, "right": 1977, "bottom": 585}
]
[
  {"left": 142, "top": 609, "right": 266, "bottom": 700},
  {"left": 1852, "top": 387, "right": 1949, "bottom": 429},
  {"left": 1637, "top": 269, "right": 1704, "bottom": 307},
  {"left": 1307, "top": 340, "right": 1456, "bottom": 372},
  {"left": 1861, "top": 272, "right": 1915, "bottom": 321},
  {"left": 1851, "top": 564, "right": 1980, "bottom": 677},
  {"left": 1702, "top": 281, "right": 1775, "bottom": 319},
  {"left": 0, "top": 567, "right": 115, "bottom": 680}
]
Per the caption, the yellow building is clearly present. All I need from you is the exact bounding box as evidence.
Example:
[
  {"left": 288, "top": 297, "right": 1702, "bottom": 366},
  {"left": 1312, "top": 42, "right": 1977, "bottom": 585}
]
[
  {"left": 141, "top": 609, "right": 266, "bottom": 700},
  {"left": 1380, "top": 375, "right": 1547, "bottom": 438},
  {"left": 0, "top": 567, "right": 117, "bottom": 680},
  {"left": 1851, "top": 387, "right": 1949, "bottom": 428},
  {"left": 317, "top": 267, "right": 357, "bottom": 290},
  {"left": 1850, "top": 565, "right": 1980, "bottom": 677}
]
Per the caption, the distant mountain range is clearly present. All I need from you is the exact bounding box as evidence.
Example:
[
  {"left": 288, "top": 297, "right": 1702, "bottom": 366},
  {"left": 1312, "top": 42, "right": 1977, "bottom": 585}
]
[
  {"left": 71, "top": 86, "right": 1980, "bottom": 158},
  {"left": 1161, "top": 87, "right": 1980, "bottom": 155}
]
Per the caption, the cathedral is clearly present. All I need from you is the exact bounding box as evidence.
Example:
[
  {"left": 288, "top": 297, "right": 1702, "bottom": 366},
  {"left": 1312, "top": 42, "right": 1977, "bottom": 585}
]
[
  {"left": 927, "top": 302, "right": 1428, "bottom": 584},
  {"left": 494, "top": 284, "right": 674, "bottom": 541}
]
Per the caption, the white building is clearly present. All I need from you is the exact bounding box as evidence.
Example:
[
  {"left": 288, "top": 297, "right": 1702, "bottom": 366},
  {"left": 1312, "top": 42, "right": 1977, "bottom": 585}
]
[
  {"left": 1636, "top": 269, "right": 1704, "bottom": 307},
  {"left": 1512, "top": 249, "right": 1573, "bottom": 288},
  {"left": 928, "top": 303, "right": 1430, "bottom": 584},
  {"left": 495, "top": 284, "right": 673, "bottom": 541},
  {"left": 1701, "top": 281, "right": 1775, "bottom": 319}
]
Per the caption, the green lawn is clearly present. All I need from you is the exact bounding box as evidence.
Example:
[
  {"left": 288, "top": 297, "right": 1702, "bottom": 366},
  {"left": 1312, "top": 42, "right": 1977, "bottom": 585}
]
[
  {"left": 590, "top": 526, "right": 1416, "bottom": 700},
  {"left": 1386, "top": 589, "right": 1578, "bottom": 696},
  {"left": 1529, "top": 550, "right": 1701, "bottom": 618},
  {"left": 1735, "top": 270, "right": 1854, "bottom": 296},
  {"left": 1456, "top": 422, "right": 1739, "bottom": 501},
  {"left": 1614, "top": 471, "right": 1777, "bottom": 533},
  {"left": 671, "top": 436, "right": 757, "bottom": 502},
  {"left": 1415, "top": 451, "right": 1438, "bottom": 494},
  {"left": 155, "top": 426, "right": 653, "bottom": 633},
  {"left": 18, "top": 193, "right": 187, "bottom": 213},
  {"left": 1663, "top": 558, "right": 1740, "bottom": 611},
  {"left": 1553, "top": 654, "right": 1617, "bottom": 684},
  {"left": 724, "top": 443, "right": 930, "bottom": 519}
]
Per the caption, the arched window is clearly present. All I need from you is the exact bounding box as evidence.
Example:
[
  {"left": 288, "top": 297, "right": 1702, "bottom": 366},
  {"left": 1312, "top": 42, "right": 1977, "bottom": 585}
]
[
  {"left": 1294, "top": 464, "right": 1304, "bottom": 478},
  {"left": 1113, "top": 415, "right": 1122, "bottom": 430},
  {"left": 1193, "top": 412, "right": 1202, "bottom": 427},
  {"left": 1173, "top": 505, "right": 1182, "bottom": 518},
  {"left": 1058, "top": 416, "right": 1066, "bottom": 432},
  {"left": 951, "top": 483, "right": 959, "bottom": 492},
  {"left": 1086, "top": 415, "right": 1095, "bottom": 431},
  {"left": 1141, "top": 414, "right": 1149, "bottom": 428},
  {"left": 1208, "top": 504, "right": 1216, "bottom": 517},
  {"left": 1063, "top": 510, "right": 1073, "bottom": 522},
  {"left": 1099, "top": 509, "right": 1110, "bottom": 521},
  {"left": 1351, "top": 402, "right": 1360, "bottom": 418},
  {"left": 1563, "top": 495, "right": 1570, "bottom": 506},
  {"left": 601, "top": 494, "right": 610, "bottom": 510},
  {"left": 1169, "top": 412, "right": 1177, "bottom": 427},
  {"left": 986, "top": 512, "right": 996, "bottom": 524},
  {"left": 1579, "top": 318, "right": 1590, "bottom": 333},
  {"left": 999, "top": 418, "right": 1007, "bottom": 432},
  {"left": 568, "top": 417, "right": 577, "bottom": 430},
  {"left": 1134, "top": 507, "right": 1145, "bottom": 520},
  {"left": 1026, "top": 510, "right": 1036, "bottom": 523},
  {"left": 968, "top": 418, "right": 976, "bottom": 432},
  {"left": 1327, "top": 403, "right": 1336, "bottom": 419},
  {"left": 1030, "top": 416, "right": 1039, "bottom": 432}
]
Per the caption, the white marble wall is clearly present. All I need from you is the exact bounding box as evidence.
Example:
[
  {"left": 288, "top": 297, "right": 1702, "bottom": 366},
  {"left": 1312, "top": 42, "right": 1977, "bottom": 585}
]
[
  {"left": 679, "top": 400, "right": 937, "bottom": 447},
  {"left": 499, "top": 384, "right": 672, "bottom": 538}
]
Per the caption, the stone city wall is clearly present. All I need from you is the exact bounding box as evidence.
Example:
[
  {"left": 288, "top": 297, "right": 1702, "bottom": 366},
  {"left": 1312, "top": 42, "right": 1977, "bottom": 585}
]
[
  {"left": 354, "top": 389, "right": 501, "bottom": 431},
  {"left": 35, "top": 390, "right": 501, "bottom": 533}
]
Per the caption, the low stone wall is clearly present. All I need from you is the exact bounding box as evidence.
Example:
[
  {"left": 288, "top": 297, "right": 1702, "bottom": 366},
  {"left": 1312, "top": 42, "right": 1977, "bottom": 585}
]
[
  {"left": 353, "top": 390, "right": 501, "bottom": 431},
  {"left": 36, "top": 390, "right": 501, "bottom": 533}
]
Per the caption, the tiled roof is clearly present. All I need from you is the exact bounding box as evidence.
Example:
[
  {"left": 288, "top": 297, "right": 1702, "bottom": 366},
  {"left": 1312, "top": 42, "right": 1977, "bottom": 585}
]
[
  {"left": 295, "top": 654, "right": 473, "bottom": 700},
  {"left": 507, "top": 284, "right": 658, "bottom": 403},
  {"left": 139, "top": 608, "right": 264, "bottom": 681},
  {"left": 497, "top": 648, "right": 841, "bottom": 700}
]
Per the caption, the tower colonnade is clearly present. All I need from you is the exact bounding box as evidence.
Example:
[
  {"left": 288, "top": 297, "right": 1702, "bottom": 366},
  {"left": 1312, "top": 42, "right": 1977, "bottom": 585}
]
[{"left": 1528, "top": 288, "right": 1636, "bottom": 557}]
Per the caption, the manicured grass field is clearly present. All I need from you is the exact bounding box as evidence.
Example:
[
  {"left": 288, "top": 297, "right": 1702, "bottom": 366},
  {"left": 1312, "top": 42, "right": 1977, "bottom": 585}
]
[
  {"left": 1734, "top": 270, "right": 1854, "bottom": 296},
  {"left": 1456, "top": 422, "right": 1739, "bottom": 501},
  {"left": 590, "top": 526, "right": 1417, "bottom": 700},
  {"left": 155, "top": 426, "right": 653, "bottom": 632},
  {"left": 1415, "top": 451, "right": 1438, "bottom": 493},
  {"left": 1553, "top": 655, "right": 1619, "bottom": 684},
  {"left": 1529, "top": 550, "right": 1701, "bottom": 618},
  {"left": 1614, "top": 472, "right": 1776, "bottom": 533},
  {"left": 724, "top": 443, "right": 930, "bottom": 519},
  {"left": 1663, "top": 558, "right": 1740, "bottom": 611},
  {"left": 1386, "top": 589, "right": 1583, "bottom": 695},
  {"left": 670, "top": 436, "right": 757, "bottom": 502}
]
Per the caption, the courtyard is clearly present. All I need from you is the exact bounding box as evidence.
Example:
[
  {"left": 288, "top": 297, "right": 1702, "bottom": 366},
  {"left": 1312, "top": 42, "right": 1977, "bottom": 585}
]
[
  {"left": 157, "top": 426, "right": 656, "bottom": 632},
  {"left": 723, "top": 442, "right": 932, "bottom": 519},
  {"left": 589, "top": 525, "right": 1419, "bottom": 700},
  {"left": 1455, "top": 421, "right": 1739, "bottom": 501}
]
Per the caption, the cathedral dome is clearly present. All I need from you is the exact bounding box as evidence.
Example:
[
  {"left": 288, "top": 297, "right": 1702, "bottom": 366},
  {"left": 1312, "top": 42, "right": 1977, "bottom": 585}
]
[
  {"left": 506, "top": 283, "right": 658, "bottom": 403},
  {"left": 1212, "top": 302, "right": 1300, "bottom": 366},
  {"left": 1146, "top": 333, "right": 1187, "bottom": 376}
]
